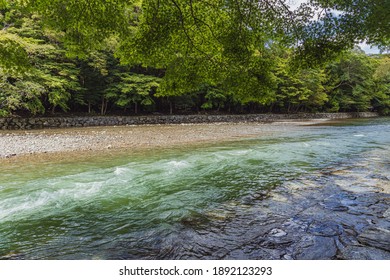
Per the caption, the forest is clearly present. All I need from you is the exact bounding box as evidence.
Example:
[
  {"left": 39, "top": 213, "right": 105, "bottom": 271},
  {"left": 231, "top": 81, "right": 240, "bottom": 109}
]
[{"left": 1, "top": 0, "right": 390, "bottom": 117}]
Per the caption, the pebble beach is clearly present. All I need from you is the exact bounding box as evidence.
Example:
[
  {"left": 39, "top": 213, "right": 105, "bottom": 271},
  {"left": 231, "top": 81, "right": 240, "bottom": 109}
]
[{"left": 0, "top": 120, "right": 323, "bottom": 159}]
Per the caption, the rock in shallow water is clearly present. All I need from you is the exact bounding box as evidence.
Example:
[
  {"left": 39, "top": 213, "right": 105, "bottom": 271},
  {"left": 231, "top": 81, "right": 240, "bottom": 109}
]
[
  {"left": 338, "top": 245, "right": 390, "bottom": 260},
  {"left": 357, "top": 227, "right": 390, "bottom": 252},
  {"left": 293, "top": 236, "right": 338, "bottom": 260},
  {"left": 269, "top": 228, "right": 287, "bottom": 237},
  {"left": 307, "top": 220, "right": 343, "bottom": 237}
]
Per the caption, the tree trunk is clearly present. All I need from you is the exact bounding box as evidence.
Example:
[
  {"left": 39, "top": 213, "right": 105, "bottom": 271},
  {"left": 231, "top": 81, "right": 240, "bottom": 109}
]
[
  {"left": 169, "top": 100, "right": 173, "bottom": 115},
  {"left": 134, "top": 102, "right": 138, "bottom": 114},
  {"left": 101, "top": 97, "right": 108, "bottom": 115},
  {"left": 269, "top": 102, "right": 275, "bottom": 113}
]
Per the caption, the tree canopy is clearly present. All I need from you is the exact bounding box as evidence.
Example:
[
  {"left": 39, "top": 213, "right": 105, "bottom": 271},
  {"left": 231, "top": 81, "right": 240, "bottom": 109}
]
[
  {"left": 2, "top": 1, "right": 389, "bottom": 66},
  {"left": 1, "top": 0, "right": 390, "bottom": 116}
]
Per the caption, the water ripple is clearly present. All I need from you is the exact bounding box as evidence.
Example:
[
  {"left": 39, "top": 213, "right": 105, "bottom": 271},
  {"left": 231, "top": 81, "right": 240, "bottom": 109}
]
[{"left": 1, "top": 118, "right": 390, "bottom": 259}]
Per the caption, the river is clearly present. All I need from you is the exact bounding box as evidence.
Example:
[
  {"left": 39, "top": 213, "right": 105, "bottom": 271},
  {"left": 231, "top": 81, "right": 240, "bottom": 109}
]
[{"left": 1, "top": 118, "right": 389, "bottom": 259}]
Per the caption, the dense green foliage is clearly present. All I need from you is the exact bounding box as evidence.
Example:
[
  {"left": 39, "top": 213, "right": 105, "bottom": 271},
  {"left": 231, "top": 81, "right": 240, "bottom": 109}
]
[{"left": 1, "top": 1, "right": 390, "bottom": 116}]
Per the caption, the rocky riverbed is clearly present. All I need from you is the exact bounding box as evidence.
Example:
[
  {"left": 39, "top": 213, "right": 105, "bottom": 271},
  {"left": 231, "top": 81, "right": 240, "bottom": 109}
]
[{"left": 146, "top": 153, "right": 390, "bottom": 260}]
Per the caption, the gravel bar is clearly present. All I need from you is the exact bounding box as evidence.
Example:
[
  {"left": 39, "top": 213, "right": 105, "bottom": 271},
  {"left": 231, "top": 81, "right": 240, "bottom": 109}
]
[{"left": 0, "top": 120, "right": 325, "bottom": 159}]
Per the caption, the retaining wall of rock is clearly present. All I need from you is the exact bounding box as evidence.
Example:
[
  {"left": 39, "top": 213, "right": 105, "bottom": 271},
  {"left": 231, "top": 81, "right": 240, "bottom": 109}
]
[{"left": 0, "top": 112, "right": 380, "bottom": 130}]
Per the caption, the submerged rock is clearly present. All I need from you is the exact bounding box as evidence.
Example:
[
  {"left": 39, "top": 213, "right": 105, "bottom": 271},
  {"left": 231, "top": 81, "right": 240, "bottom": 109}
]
[
  {"left": 293, "top": 236, "right": 338, "bottom": 260},
  {"left": 0, "top": 252, "right": 24, "bottom": 260},
  {"left": 269, "top": 228, "right": 287, "bottom": 237},
  {"left": 338, "top": 245, "right": 390, "bottom": 260},
  {"left": 357, "top": 227, "right": 390, "bottom": 252},
  {"left": 307, "top": 220, "right": 343, "bottom": 237}
]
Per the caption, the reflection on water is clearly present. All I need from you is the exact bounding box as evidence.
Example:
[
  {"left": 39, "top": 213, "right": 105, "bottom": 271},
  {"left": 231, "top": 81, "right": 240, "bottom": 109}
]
[{"left": 0, "top": 118, "right": 389, "bottom": 259}]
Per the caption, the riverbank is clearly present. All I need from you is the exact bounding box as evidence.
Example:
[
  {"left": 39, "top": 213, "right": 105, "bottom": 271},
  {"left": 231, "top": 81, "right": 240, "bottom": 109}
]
[
  {"left": 0, "top": 113, "right": 380, "bottom": 159},
  {"left": 0, "top": 120, "right": 321, "bottom": 159}
]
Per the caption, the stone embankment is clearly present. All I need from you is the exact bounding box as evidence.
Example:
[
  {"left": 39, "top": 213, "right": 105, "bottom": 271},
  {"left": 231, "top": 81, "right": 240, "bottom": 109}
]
[{"left": 0, "top": 112, "right": 379, "bottom": 130}]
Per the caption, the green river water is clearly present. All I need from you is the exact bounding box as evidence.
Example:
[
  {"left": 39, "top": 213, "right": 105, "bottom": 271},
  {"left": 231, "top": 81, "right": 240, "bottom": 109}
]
[{"left": 1, "top": 118, "right": 389, "bottom": 259}]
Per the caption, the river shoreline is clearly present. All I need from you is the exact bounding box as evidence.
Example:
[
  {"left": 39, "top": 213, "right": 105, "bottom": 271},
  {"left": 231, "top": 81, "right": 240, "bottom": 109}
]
[
  {"left": 0, "top": 114, "right": 380, "bottom": 160},
  {"left": 0, "top": 119, "right": 327, "bottom": 159}
]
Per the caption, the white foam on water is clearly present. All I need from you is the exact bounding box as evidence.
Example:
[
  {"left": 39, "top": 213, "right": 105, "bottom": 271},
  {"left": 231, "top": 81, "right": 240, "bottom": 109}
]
[
  {"left": 167, "top": 160, "right": 190, "bottom": 169},
  {"left": 0, "top": 191, "right": 53, "bottom": 221},
  {"left": 226, "top": 149, "right": 252, "bottom": 156},
  {"left": 354, "top": 134, "right": 365, "bottom": 137},
  {"left": 114, "top": 167, "right": 129, "bottom": 176},
  {"left": 0, "top": 180, "right": 106, "bottom": 222},
  {"left": 73, "top": 181, "right": 104, "bottom": 198}
]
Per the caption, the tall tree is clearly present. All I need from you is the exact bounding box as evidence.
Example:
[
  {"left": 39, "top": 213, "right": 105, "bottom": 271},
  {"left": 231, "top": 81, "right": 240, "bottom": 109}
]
[
  {"left": 0, "top": 7, "right": 82, "bottom": 116},
  {"left": 324, "top": 49, "right": 376, "bottom": 112},
  {"left": 274, "top": 51, "right": 327, "bottom": 113},
  {"left": 372, "top": 55, "right": 390, "bottom": 114}
]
